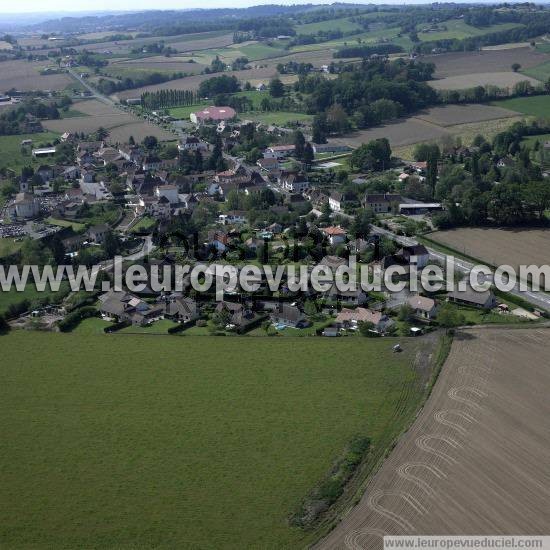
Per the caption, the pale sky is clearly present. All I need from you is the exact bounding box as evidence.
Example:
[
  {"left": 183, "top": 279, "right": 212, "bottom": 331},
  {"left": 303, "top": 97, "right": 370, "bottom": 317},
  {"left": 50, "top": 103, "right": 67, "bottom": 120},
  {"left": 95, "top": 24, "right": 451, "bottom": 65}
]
[{"left": 1, "top": 0, "right": 444, "bottom": 15}]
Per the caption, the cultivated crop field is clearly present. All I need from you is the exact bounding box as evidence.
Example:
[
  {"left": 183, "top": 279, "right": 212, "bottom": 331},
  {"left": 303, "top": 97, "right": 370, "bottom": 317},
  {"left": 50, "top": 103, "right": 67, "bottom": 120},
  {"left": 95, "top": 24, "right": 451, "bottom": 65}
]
[
  {"left": 109, "top": 57, "right": 206, "bottom": 74},
  {"left": 332, "top": 118, "right": 452, "bottom": 148},
  {"left": 490, "top": 94, "right": 550, "bottom": 117},
  {"left": 0, "top": 331, "right": 434, "bottom": 549},
  {"left": 0, "top": 60, "right": 72, "bottom": 92},
  {"left": 71, "top": 30, "right": 234, "bottom": 55},
  {"left": 429, "top": 71, "right": 541, "bottom": 91},
  {"left": 317, "top": 328, "right": 550, "bottom": 549},
  {"left": 429, "top": 227, "right": 550, "bottom": 272},
  {"left": 414, "top": 104, "right": 519, "bottom": 127},
  {"left": 426, "top": 46, "right": 550, "bottom": 78},
  {"left": 42, "top": 100, "right": 175, "bottom": 142}
]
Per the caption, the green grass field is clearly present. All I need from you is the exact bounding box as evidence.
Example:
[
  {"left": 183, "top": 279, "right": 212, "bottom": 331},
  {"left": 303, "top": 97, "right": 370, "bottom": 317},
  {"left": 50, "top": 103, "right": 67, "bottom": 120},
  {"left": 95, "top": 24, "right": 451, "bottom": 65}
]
[
  {"left": 294, "top": 16, "right": 363, "bottom": 35},
  {"left": 45, "top": 217, "right": 87, "bottom": 232},
  {"left": 168, "top": 101, "right": 208, "bottom": 119},
  {"left": 0, "top": 237, "right": 23, "bottom": 259},
  {"left": 417, "top": 20, "right": 523, "bottom": 42},
  {"left": 491, "top": 95, "right": 550, "bottom": 117},
  {"left": 237, "top": 43, "right": 286, "bottom": 61},
  {"left": 521, "top": 60, "right": 550, "bottom": 83},
  {"left": 0, "top": 132, "right": 60, "bottom": 171},
  {"left": 71, "top": 316, "right": 114, "bottom": 334},
  {"left": 290, "top": 26, "right": 409, "bottom": 53},
  {"left": 0, "top": 331, "right": 434, "bottom": 549}
]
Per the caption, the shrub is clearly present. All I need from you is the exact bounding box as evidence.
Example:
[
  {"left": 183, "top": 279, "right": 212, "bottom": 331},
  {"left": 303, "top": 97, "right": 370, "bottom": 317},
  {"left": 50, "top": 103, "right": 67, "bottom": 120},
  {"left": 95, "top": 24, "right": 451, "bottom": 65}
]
[{"left": 58, "top": 306, "right": 98, "bottom": 332}]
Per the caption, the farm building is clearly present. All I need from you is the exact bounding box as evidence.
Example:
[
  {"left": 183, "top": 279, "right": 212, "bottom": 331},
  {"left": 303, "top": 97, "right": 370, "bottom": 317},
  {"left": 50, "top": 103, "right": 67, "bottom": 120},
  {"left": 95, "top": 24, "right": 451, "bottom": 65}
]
[
  {"left": 32, "top": 147, "right": 56, "bottom": 158},
  {"left": 447, "top": 287, "right": 497, "bottom": 309},
  {"left": 399, "top": 203, "right": 443, "bottom": 215}
]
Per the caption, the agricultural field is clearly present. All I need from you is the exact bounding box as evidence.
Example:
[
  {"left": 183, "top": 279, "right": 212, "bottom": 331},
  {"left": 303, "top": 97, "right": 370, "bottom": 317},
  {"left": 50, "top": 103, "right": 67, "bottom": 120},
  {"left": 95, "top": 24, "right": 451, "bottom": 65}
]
[
  {"left": 294, "top": 16, "right": 363, "bottom": 34},
  {"left": 428, "top": 227, "right": 550, "bottom": 272},
  {"left": 0, "top": 331, "right": 436, "bottom": 549},
  {"left": 0, "top": 131, "right": 60, "bottom": 171},
  {"left": 71, "top": 30, "right": 234, "bottom": 56},
  {"left": 42, "top": 100, "right": 175, "bottom": 142},
  {"left": 317, "top": 328, "right": 550, "bottom": 549},
  {"left": 0, "top": 60, "right": 73, "bottom": 92},
  {"left": 490, "top": 94, "right": 550, "bottom": 117},
  {"left": 116, "top": 66, "right": 279, "bottom": 100},
  {"left": 265, "top": 48, "right": 356, "bottom": 69},
  {"left": 417, "top": 20, "right": 523, "bottom": 42},
  {"left": 290, "top": 26, "right": 408, "bottom": 53},
  {"left": 108, "top": 121, "right": 175, "bottom": 143},
  {"left": 108, "top": 57, "right": 206, "bottom": 75},
  {"left": 393, "top": 115, "right": 524, "bottom": 160},
  {"left": 414, "top": 104, "right": 519, "bottom": 127},
  {"left": 429, "top": 71, "right": 541, "bottom": 91},
  {"left": 426, "top": 46, "right": 550, "bottom": 79},
  {"left": 332, "top": 117, "right": 452, "bottom": 149},
  {"left": 521, "top": 59, "right": 550, "bottom": 83}
]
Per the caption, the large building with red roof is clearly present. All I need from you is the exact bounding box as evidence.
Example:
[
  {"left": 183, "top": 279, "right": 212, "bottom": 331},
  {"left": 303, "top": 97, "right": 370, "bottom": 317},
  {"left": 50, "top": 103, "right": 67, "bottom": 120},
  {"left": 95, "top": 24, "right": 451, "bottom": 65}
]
[{"left": 190, "top": 106, "right": 236, "bottom": 125}]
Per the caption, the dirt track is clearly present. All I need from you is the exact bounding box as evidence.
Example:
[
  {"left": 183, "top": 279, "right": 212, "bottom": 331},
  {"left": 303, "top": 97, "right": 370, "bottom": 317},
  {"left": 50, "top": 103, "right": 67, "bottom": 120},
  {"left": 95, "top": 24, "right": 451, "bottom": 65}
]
[{"left": 316, "top": 328, "right": 550, "bottom": 549}]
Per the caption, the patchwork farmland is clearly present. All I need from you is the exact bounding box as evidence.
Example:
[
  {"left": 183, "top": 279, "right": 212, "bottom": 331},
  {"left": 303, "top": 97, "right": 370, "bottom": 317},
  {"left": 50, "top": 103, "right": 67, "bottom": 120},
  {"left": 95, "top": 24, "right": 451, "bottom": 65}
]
[{"left": 317, "top": 328, "right": 550, "bottom": 549}]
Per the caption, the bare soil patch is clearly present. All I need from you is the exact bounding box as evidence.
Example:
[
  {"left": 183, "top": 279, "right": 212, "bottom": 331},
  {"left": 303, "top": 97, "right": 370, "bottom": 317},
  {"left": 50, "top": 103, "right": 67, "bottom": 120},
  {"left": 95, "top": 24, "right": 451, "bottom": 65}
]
[
  {"left": 111, "top": 57, "right": 206, "bottom": 74},
  {"left": 316, "top": 327, "right": 550, "bottom": 549},
  {"left": 331, "top": 118, "right": 451, "bottom": 148},
  {"left": 429, "top": 227, "right": 550, "bottom": 272},
  {"left": 429, "top": 71, "right": 541, "bottom": 90},
  {"left": 0, "top": 60, "right": 72, "bottom": 92},
  {"left": 415, "top": 104, "right": 519, "bottom": 126},
  {"left": 424, "top": 47, "right": 550, "bottom": 78},
  {"left": 107, "top": 121, "right": 174, "bottom": 143}
]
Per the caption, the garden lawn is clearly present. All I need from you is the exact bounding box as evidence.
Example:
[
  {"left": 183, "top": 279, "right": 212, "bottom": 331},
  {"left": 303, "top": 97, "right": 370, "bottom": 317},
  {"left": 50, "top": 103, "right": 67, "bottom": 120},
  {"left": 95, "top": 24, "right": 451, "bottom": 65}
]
[
  {"left": 491, "top": 95, "right": 550, "bottom": 117},
  {"left": 45, "top": 217, "right": 86, "bottom": 232},
  {"left": 0, "top": 331, "right": 430, "bottom": 549},
  {"left": 71, "top": 316, "right": 114, "bottom": 335},
  {"left": 117, "top": 318, "right": 179, "bottom": 334}
]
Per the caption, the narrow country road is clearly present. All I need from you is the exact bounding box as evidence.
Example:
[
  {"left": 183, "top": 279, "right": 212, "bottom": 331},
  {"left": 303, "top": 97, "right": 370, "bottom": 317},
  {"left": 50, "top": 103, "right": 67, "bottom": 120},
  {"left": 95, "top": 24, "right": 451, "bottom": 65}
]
[
  {"left": 67, "top": 68, "right": 116, "bottom": 107},
  {"left": 370, "top": 225, "right": 550, "bottom": 312}
]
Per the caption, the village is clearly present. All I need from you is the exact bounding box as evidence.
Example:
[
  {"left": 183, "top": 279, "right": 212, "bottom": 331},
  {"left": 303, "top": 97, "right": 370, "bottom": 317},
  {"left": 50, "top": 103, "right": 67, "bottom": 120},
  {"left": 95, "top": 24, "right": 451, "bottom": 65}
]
[{"left": 1, "top": 99, "right": 537, "bottom": 337}]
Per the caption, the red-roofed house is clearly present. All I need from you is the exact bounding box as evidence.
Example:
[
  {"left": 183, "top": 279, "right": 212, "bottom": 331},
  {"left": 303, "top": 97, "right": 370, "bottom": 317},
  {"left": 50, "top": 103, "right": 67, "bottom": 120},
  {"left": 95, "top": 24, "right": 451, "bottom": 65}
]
[{"left": 321, "top": 226, "right": 347, "bottom": 245}]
